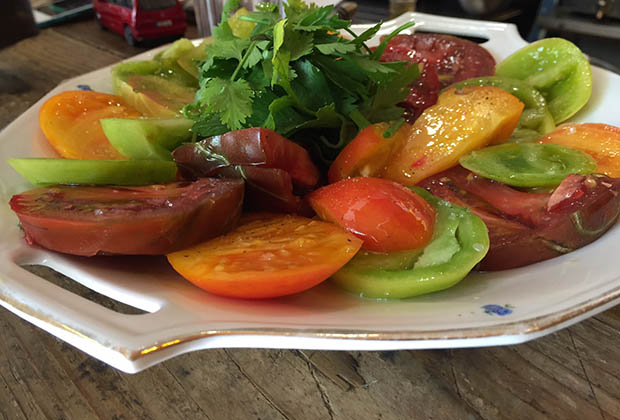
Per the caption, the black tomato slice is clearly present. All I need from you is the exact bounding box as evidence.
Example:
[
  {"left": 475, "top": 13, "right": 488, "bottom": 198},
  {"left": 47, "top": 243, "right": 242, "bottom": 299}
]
[{"left": 9, "top": 178, "right": 245, "bottom": 256}]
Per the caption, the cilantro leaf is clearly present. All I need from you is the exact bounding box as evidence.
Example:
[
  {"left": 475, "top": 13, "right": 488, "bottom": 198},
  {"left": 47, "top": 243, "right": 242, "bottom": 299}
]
[
  {"left": 315, "top": 42, "right": 357, "bottom": 56},
  {"left": 202, "top": 78, "right": 254, "bottom": 130},
  {"left": 205, "top": 37, "right": 250, "bottom": 62}
]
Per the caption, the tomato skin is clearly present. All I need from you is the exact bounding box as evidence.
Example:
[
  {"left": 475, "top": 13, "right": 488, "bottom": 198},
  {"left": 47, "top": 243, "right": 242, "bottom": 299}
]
[
  {"left": 538, "top": 123, "right": 620, "bottom": 178},
  {"left": 9, "top": 179, "right": 244, "bottom": 256},
  {"left": 383, "top": 86, "right": 524, "bottom": 186},
  {"left": 39, "top": 90, "right": 141, "bottom": 160},
  {"left": 308, "top": 177, "right": 436, "bottom": 253},
  {"left": 167, "top": 214, "right": 363, "bottom": 299},
  {"left": 420, "top": 166, "right": 620, "bottom": 270}
]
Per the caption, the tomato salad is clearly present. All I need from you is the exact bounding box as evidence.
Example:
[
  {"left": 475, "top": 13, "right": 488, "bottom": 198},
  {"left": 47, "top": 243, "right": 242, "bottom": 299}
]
[{"left": 8, "top": 0, "right": 620, "bottom": 299}]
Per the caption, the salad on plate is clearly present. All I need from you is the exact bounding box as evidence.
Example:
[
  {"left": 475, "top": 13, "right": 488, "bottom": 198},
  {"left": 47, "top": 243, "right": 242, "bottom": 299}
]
[{"left": 7, "top": 0, "right": 620, "bottom": 301}]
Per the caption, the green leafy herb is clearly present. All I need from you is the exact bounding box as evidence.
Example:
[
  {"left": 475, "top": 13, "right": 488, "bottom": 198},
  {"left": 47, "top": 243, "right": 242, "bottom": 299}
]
[{"left": 185, "top": 0, "right": 417, "bottom": 162}]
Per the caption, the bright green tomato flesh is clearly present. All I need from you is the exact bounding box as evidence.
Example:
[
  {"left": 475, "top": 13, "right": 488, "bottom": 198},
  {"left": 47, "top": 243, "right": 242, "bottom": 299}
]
[
  {"left": 101, "top": 117, "right": 193, "bottom": 161},
  {"left": 459, "top": 143, "right": 597, "bottom": 188},
  {"left": 495, "top": 38, "right": 592, "bottom": 123},
  {"left": 330, "top": 188, "right": 489, "bottom": 299},
  {"left": 8, "top": 159, "right": 177, "bottom": 186}
]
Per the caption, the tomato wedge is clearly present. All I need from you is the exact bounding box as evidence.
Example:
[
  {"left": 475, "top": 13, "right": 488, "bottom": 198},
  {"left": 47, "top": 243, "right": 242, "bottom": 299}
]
[
  {"left": 167, "top": 214, "right": 363, "bottom": 299},
  {"left": 39, "top": 90, "right": 141, "bottom": 160},
  {"left": 308, "top": 177, "right": 436, "bottom": 253},
  {"left": 327, "top": 123, "right": 398, "bottom": 184},
  {"left": 9, "top": 179, "right": 244, "bottom": 256}
]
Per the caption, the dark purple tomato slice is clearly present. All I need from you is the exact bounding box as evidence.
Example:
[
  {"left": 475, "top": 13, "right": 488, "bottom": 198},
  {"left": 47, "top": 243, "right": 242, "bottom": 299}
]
[
  {"left": 9, "top": 178, "right": 245, "bottom": 256},
  {"left": 419, "top": 166, "right": 620, "bottom": 270},
  {"left": 173, "top": 128, "right": 320, "bottom": 215},
  {"left": 173, "top": 127, "right": 320, "bottom": 191}
]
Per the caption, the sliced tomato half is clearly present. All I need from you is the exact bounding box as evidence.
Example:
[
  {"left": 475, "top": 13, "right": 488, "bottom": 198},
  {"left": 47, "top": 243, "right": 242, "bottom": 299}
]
[
  {"left": 167, "top": 214, "right": 363, "bottom": 299},
  {"left": 9, "top": 178, "right": 245, "bottom": 256}
]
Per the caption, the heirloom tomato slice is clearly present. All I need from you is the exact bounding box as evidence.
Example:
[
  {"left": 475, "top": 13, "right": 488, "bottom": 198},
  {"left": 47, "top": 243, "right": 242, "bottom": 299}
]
[
  {"left": 167, "top": 214, "right": 363, "bottom": 299},
  {"left": 383, "top": 86, "right": 524, "bottom": 186},
  {"left": 308, "top": 177, "right": 436, "bottom": 253},
  {"left": 9, "top": 179, "right": 244, "bottom": 256},
  {"left": 39, "top": 90, "right": 141, "bottom": 160}
]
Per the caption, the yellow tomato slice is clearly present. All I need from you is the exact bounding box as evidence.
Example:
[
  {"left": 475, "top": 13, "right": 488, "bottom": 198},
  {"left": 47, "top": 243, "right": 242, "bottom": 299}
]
[
  {"left": 39, "top": 90, "right": 141, "bottom": 160},
  {"left": 538, "top": 123, "right": 620, "bottom": 177},
  {"left": 383, "top": 86, "right": 524, "bottom": 185},
  {"left": 167, "top": 214, "right": 363, "bottom": 299}
]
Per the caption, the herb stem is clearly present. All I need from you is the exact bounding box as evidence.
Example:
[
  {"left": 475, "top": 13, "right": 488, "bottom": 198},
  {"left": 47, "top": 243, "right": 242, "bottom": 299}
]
[
  {"left": 231, "top": 40, "right": 258, "bottom": 81},
  {"left": 343, "top": 27, "right": 373, "bottom": 55}
]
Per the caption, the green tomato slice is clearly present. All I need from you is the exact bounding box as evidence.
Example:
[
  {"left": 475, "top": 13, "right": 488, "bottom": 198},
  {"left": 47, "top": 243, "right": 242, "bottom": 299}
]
[
  {"left": 8, "top": 158, "right": 177, "bottom": 186},
  {"left": 448, "top": 76, "right": 556, "bottom": 140},
  {"left": 101, "top": 117, "right": 194, "bottom": 161},
  {"left": 459, "top": 143, "right": 597, "bottom": 188},
  {"left": 495, "top": 38, "right": 592, "bottom": 123},
  {"left": 330, "top": 188, "right": 489, "bottom": 299}
]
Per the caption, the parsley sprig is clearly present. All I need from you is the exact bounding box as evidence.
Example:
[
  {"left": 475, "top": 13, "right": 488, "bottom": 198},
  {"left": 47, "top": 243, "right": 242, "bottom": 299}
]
[{"left": 184, "top": 0, "right": 418, "bottom": 163}]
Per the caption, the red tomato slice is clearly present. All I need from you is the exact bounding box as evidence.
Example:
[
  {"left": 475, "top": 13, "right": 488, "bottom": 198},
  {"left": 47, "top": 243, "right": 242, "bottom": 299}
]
[
  {"left": 167, "top": 214, "right": 363, "bottom": 299},
  {"left": 308, "top": 177, "right": 436, "bottom": 253},
  {"left": 9, "top": 179, "right": 244, "bottom": 256},
  {"left": 39, "top": 90, "right": 141, "bottom": 160}
]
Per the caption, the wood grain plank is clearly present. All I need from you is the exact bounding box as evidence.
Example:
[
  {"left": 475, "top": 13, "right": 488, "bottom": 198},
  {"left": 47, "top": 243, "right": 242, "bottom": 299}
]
[
  {"left": 0, "top": 29, "right": 125, "bottom": 129},
  {"left": 0, "top": 310, "right": 100, "bottom": 420},
  {"left": 225, "top": 349, "right": 483, "bottom": 420},
  {"left": 450, "top": 343, "right": 610, "bottom": 420},
  {"left": 163, "top": 349, "right": 289, "bottom": 420}
]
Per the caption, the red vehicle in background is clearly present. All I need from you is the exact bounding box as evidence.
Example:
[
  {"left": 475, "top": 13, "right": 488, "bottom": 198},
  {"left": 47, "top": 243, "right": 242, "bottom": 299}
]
[{"left": 93, "top": 0, "right": 186, "bottom": 46}]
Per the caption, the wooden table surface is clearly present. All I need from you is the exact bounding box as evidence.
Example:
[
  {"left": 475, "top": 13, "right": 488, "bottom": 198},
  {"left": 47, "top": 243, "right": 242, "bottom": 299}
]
[{"left": 1, "top": 15, "right": 620, "bottom": 420}]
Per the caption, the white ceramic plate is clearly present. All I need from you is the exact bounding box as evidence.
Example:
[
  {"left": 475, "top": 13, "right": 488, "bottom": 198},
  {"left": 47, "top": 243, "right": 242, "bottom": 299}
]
[{"left": 1, "top": 13, "right": 620, "bottom": 374}]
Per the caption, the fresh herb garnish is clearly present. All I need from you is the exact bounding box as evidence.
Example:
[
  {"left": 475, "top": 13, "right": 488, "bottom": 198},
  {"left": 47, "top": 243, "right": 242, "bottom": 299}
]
[{"left": 184, "top": 0, "right": 418, "bottom": 163}]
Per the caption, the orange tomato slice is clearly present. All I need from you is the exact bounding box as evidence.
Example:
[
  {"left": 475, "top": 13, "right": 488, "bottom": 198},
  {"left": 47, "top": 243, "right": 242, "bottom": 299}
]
[
  {"left": 538, "top": 123, "right": 620, "bottom": 177},
  {"left": 39, "top": 90, "right": 141, "bottom": 160},
  {"left": 167, "top": 214, "right": 363, "bottom": 299}
]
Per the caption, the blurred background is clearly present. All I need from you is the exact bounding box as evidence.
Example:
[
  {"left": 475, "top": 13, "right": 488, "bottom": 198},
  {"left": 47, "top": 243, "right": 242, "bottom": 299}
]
[{"left": 2, "top": 0, "right": 620, "bottom": 73}]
